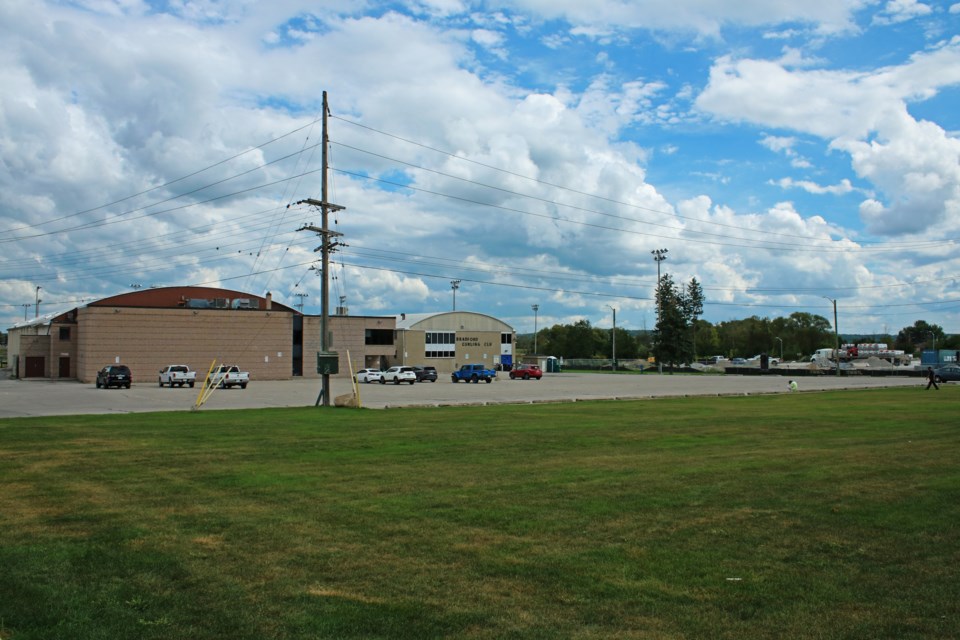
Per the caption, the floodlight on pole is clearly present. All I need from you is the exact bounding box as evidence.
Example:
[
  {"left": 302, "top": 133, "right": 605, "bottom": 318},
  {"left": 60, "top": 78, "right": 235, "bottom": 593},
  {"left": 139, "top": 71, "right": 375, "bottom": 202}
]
[
  {"left": 294, "top": 292, "right": 309, "bottom": 313},
  {"left": 651, "top": 249, "right": 668, "bottom": 301},
  {"left": 651, "top": 249, "right": 667, "bottom": 374},
  {"left": 531, "top": 304, "right": 539, "bottom": 355},
  {"left": 451, "top": 280, "right": 461, "bottom": 311}
]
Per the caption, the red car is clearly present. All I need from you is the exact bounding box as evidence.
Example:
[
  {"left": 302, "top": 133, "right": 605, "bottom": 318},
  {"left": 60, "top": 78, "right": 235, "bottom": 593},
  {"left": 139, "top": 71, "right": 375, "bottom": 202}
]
[{"left": 509, "top": 364, "right": 543, "bottom": 380}]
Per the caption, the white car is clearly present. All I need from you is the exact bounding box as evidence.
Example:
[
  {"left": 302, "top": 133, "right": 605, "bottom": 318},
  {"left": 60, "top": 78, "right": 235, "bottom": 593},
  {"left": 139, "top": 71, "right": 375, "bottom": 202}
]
[
  {"left": 355, "top": 368, "right": 383, "bottom": 383},
  {"left": 380, "top": 366, "right": 417, "bottom": 385}
]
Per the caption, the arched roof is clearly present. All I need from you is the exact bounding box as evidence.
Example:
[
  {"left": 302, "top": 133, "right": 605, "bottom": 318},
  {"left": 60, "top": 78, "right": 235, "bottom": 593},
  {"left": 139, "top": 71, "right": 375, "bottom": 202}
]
[
  {"left": 395, "top": 310, "right": 514, "bottom": 332},
  {"left": 87, "top": 286, "right": 297, "bottom": 313}
]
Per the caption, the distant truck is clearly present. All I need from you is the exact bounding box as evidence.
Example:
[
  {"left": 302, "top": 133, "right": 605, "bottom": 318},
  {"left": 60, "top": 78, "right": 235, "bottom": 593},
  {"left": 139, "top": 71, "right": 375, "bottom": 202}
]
[
  {"left": 811, "top": 343, "right": 911, "bottom": 366},
  {"left": 451, "top": 364, "right": 497, "bottom": 383},
  {"left": 212, "top": 364, "right": 249, "bottom": 389},
  {"left": 158, "top": 365, "right": 196, "bottom": 388}
]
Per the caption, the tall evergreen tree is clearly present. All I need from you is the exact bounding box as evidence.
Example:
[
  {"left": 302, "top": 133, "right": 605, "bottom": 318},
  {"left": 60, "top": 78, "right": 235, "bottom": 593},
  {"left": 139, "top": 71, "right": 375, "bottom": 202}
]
[
  {"left": 683, "top": 277, "right": 704, "bottom": 360},
  {"left": 654, "top": 274, "right": 693, "bottom": 367}
]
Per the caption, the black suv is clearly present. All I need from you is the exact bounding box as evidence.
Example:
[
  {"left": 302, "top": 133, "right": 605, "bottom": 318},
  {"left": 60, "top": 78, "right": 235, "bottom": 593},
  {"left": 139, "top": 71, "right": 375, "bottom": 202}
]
[
  {"left": 96, "top": 365, "right": 132, "bottom": 389},
  {"left": 411, "top": 366, "right": 438, "bottom": 382}
]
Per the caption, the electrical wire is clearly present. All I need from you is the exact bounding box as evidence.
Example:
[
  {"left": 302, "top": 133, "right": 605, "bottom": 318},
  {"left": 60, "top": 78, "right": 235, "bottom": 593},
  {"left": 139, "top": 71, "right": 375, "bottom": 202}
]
[
  {"left": 0, "top": 116, "right": 323, "bottom": 236},
  {"left": 330, "top": 115, "right": 959, "bottom": 251}
]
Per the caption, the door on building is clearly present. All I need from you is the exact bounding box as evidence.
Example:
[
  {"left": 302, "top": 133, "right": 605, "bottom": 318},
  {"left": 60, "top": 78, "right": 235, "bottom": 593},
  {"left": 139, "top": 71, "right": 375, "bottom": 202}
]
[
  {"left": 24, "top": 357, "right": 45, "bottom": 378},
  {"left": 292, "top": 315, "right": 303, "bottom": 377},
  {"left": 59, "top": 357, "right": 71, "bottom": 378}
]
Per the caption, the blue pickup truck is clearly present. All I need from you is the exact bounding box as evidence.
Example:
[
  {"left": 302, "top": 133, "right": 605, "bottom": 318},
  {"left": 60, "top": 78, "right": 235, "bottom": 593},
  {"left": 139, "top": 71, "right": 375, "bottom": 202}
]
[{"left": 451, "top": 364, "right": 497, "bottom": 383}]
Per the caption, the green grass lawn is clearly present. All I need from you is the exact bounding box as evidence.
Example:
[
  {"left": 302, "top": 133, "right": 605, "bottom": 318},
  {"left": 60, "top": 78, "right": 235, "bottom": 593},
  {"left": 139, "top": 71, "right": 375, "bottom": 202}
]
[{"left": 2, "top": 388, "right": 958, "bottom": 639}]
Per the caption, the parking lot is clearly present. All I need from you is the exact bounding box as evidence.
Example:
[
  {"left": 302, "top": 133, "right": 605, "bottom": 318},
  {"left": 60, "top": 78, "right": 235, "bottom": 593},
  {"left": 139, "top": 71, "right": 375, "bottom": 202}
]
[{"left": 0, "top": 371, "right": 927, "bottom": 419}]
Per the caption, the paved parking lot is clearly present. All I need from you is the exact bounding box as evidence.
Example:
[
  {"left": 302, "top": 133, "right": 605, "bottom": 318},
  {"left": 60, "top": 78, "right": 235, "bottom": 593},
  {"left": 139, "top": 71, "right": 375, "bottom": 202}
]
[{"left": 0, "top": 371, "right": 926, "bottom": 419}]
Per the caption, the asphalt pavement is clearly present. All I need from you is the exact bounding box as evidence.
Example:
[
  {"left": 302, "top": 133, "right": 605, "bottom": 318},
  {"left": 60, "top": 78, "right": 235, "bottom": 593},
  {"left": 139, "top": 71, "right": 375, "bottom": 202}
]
[{"left": 0, "top": 371, "right": 927, "bottom": 419}]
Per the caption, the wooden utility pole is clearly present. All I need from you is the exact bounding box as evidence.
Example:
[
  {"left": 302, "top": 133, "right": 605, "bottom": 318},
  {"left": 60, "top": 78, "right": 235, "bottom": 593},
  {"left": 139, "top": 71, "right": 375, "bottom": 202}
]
[{"left": 296, "top": 91, "right": 345, "bottom": 406}]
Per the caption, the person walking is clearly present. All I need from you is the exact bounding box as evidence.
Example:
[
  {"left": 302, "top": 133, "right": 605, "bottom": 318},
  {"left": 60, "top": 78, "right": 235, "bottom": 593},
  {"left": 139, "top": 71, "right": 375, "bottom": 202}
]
[{"left": 925, "top": 366, "right": 939, "bottom": 390}]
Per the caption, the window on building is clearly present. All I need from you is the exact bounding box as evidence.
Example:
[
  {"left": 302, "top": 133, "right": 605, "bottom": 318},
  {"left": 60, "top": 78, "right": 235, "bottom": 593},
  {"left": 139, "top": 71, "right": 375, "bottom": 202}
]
[
  {"left": 365, "top": 329, "right": 394, "bottom": 346},
  {"left": 501, "top": 332, "right": 512, "bottom": 344},
  {"left": 59, "top": 327, "right": 71, "bottom": 340},
  {"left": 425, "top": 331, "right": 456, "bottom": 358}
]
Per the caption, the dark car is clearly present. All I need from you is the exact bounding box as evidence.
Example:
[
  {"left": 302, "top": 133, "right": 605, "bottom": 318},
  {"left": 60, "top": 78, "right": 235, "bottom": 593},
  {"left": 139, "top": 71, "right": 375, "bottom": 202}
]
[
  {"left": 411, "top": 366, "right": 438, "bottom": 382},
  {"left": 934, "top": 364, "right": 960, "bottom": 383},
  {"left": 509, "top": 364, "right": 543, "bottom": 380},
  {"left": 96, "top": 365, "right": 132, "bottom": 389}
]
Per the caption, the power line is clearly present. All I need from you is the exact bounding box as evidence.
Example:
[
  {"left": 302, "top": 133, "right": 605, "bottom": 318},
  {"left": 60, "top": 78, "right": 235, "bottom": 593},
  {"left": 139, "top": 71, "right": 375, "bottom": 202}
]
[
  {"left": 330, "top": 115, "right": 958, "bottom": 251},
  {"left": 0, "top": 116, "right": 323, "bottom": 236}
]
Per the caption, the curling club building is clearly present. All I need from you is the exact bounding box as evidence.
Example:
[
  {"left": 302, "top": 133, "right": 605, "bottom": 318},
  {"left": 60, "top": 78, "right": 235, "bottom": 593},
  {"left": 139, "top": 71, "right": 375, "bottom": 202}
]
[{"left": 6, "top": 287, "right": 515, "bottom": 383}]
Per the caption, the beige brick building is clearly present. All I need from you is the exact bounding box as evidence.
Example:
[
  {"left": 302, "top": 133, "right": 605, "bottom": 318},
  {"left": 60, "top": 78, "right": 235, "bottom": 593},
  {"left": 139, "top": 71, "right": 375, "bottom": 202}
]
[
  {"left": 6, "top": 286, "right": 396, "bottom": 383},
  {"left": 390, "top": 311, "right": 516, "bottom": 375}
]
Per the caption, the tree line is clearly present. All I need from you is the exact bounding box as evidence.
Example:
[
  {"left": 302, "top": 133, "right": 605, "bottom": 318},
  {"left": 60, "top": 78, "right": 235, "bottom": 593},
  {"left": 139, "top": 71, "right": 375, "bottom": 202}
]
[{"left": 519, "top": 277, "right": 955, "bottom": 363}]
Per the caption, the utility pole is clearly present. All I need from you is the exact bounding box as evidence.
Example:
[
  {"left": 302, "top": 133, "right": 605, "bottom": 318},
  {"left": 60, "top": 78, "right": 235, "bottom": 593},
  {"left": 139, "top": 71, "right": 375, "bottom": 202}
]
[
  {"left": 451, "top": 280, "right": 461, "bottom": 311},
  {"left": 34, "top": 286, "right": 42, "bottom": 318},
  {"left": 295, "top": 91, "right": 345, "bottom": 407}
]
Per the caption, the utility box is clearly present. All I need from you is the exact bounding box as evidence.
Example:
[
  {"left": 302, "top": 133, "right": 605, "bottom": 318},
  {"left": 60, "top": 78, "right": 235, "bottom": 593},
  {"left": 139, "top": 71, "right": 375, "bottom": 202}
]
[{"left": 316, "top": 352, "right": 339, "bottom": 375}]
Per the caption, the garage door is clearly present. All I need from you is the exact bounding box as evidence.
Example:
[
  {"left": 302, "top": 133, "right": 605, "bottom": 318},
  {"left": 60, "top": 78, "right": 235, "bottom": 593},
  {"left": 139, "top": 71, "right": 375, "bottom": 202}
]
[{"left": 24, "top": 357, "right": 46, "bottom": 378}]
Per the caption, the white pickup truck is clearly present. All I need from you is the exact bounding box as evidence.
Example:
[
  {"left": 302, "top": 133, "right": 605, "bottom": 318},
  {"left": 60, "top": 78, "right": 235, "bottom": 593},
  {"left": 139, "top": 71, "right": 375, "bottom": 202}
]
[
  {"left": 213, "top": 365, "right": 249, "bottom": 389},
  {"left": 158, "top": 365, "right": 196, "bottom": 388}
]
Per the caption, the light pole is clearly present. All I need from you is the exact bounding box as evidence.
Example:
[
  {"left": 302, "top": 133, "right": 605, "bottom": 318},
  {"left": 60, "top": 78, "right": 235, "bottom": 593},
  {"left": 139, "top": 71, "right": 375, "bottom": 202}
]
[
  {"left": 774, "top": 337, "right": 783, "bottom": 362},
  {"left": 606, "top": 305, "right": 617, "bottom": 371},
  {"left": 651, "top": 249, "right": 668, "bottom": 312},
  {"left": 34, "top": 286, "right": 41, "bottom": 318},
  {"left": 531, "top": 304, "right": 539, "bottom": 355},
  {"left": 451, "top": 279, "right": 461, "bottom": 311},
  {"left": 929, "top": 331, "right": 937, "bottom": 364},
  {"left": 294, "top": 292, "right": 309, "bottom": 313},
  {"left": 823, "top": 296, "right": 840, "bottom": 377},
  {"left": 651, "top": 249, "right": 668, "bottom": 373}
]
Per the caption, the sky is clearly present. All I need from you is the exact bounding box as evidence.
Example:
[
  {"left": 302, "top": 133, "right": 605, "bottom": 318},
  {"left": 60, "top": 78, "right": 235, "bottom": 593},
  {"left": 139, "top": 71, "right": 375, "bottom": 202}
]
[{"left": 1, "top": 0, "right": 959, "bottom": 339}]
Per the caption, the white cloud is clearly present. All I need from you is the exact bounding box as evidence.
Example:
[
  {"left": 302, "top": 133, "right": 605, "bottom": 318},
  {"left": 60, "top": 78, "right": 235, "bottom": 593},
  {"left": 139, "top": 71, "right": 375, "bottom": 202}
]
[
  {"left": 2, "top": 1, "right": 959, "bottom": 333},
  {"left": 503, "top": 0, "right": 869, "bottom": 36},
  {"left": 873, "top": 0, "right": 933, "bottom": 25},
  {"left": 697, "top": 39, "right": 960, "bottom": 236},
  {"left": 773, "top": 177, "right": 856, "bottom": 195},
  {"left": 759, "top": 134, "right": 797, "bottom": 154}
]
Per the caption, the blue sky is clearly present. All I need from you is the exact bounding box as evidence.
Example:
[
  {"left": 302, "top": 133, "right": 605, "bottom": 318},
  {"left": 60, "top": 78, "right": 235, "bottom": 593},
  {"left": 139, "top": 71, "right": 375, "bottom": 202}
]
[{"left": 1, "top": 0, "right": 959, "bottom": 340}]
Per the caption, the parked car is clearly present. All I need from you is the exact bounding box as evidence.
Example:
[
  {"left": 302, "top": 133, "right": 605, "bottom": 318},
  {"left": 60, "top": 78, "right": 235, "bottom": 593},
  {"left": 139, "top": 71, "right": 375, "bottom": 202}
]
[
  {"left": 381, "top": 366, "right": 417, "bottom": 385},
  {"left": 411, "top": 366, "right": 438, "bottom": 382},
  {"left": 730, "top": 357, "right": 747, "bottom": 365},
  {"left": 158, "top": 364, "right": 196, "bottom": 388},
  {"left": 509, "top": 364, "right": 543, "bottom": 380},
  {"left": 451, "top": 364, "right": 497, "bottom": 383},
  {"left": 355, "top": 368, "right": 384, "bottom": 384},
  {"left": 96, "top": 365, "right": 132, "bottom": 389},
  {"left": 213, "top": 365, "right": 249, "bottom": 389},
  {"left": 934, "top": 364, "right": 960, "bottom": 383}
]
